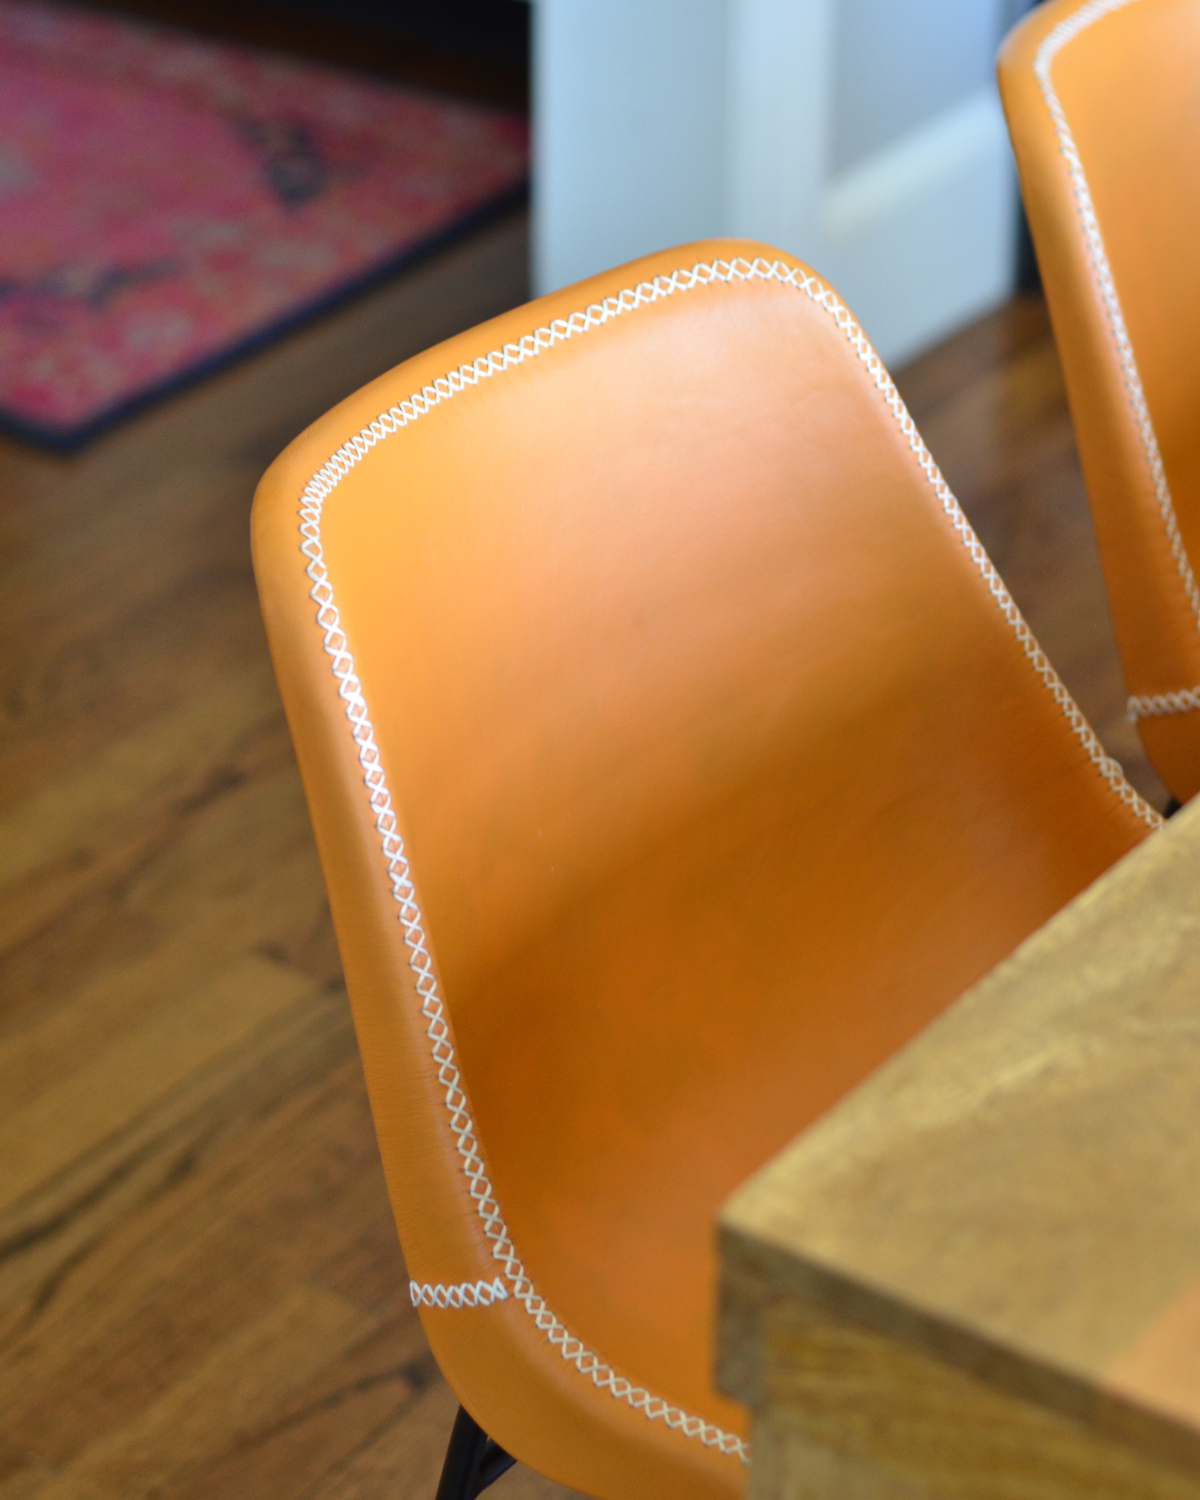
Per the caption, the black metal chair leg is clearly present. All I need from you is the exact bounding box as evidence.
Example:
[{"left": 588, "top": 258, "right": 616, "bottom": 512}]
[{"left": 435, "top": 1404, "right": 516, "bottom": 1500}]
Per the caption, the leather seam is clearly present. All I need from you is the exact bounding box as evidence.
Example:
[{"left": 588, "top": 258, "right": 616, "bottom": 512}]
[
  {"left": 1034, "top": 0, "right": 1200, "bottom": 721},
  {"left": 410, "top": 1277, "right": 509, "bottom": 1309},
  {"left": 295, "top": 254, "right": 1161, "bottom": 1473},
  {"left": 1128, "top": 686, "right": 1200, "bottom": 721}
]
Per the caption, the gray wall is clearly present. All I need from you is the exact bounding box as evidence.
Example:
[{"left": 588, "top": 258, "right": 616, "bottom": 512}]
[
  {"left": 831, "top": 0, "right": 1009, "bottom": 172},
  {"left": 532, "top": 0, "right": 1030, "bottom": 363}
]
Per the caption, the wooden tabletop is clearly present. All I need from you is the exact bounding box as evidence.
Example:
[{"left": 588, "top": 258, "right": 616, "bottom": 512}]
[{"left": 719, "top": 795, "right": 1200, "bottom": 1500}]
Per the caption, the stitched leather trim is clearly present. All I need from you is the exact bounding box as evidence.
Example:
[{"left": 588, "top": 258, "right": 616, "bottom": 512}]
[
  {"left": 1035, "top": 2, "right": 1200, "bottom": 646},
  {"left": 295, "top": 255, "right": 1162, "bottom": 1473},
  {"left": 411, "top": 1277, "right": 510, "bottom": 1309},
  {"left": 1128, "top": 687, "right": 1200, "bottom": 720}
]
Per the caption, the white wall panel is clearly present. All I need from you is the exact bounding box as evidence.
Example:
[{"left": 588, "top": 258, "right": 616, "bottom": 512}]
[
  {"left": 532, "top": 0, "right": 727, "bottom": 294},
  {"left": 831, "top": 0, "right": 1003, "bottom": 171},
  {"left": 531, "top": 0, "right": 1023, "bottom": 367}
]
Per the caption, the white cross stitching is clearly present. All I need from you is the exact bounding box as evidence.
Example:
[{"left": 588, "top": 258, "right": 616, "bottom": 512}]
[
  {"left": 411, "top": 1277, "right": 509, "bottom": 1309},
  {"left": 1128, "top": 687, "right": 1200, "bottom": 722},
  {"left": 295, "top": 253, "right": 1163, "bottom": 1474},
  {"left": 1035, "top": 0, "right": 1200, "bottom": 722}
]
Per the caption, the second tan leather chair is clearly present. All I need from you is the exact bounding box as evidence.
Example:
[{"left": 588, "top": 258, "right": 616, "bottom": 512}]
[
  {"left": 252, "top": 240, "right": 1159, "bottom": 1499},
  {"left": 1000, "top": 0, "right": 1200, "bottom": 802}
]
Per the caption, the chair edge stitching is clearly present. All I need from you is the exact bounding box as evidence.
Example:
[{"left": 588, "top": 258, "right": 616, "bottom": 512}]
[{"left": 411, "top": 1277, "right": 510, "bottom": 1309}]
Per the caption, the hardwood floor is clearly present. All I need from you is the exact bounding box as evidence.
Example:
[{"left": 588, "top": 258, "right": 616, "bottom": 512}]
[{"left": 0, "top": 226, "right": 1167, "bottom": 1500}]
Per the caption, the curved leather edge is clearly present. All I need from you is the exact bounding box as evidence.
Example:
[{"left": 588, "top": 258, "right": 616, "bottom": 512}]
[{"left": 998, "top": 0, "right": 1200, "bottom": 799}]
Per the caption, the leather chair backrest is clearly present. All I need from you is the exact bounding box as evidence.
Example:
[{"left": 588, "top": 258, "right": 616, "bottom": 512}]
[
  {"left": 253, "top": 241, "right": 1154, "bottom": 1499},
  {"left": 1000, "top": 0, "right": 1200, "bottom": 798}
]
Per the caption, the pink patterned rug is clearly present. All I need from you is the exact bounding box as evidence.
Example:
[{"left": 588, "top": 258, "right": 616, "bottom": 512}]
[{"left": 0, "top": 1, "right": 528, "bottom": 446}]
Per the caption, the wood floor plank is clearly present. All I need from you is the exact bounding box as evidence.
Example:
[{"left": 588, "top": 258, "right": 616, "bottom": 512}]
[
  {"left": 29, "top": 1284, "right": 381, "bottom": 1500},
  {"left": 0, "top": 988, "right": 354, "bottom": 1346},
  {"left": 308, "top": 1379, "right": 585, "bottom": 1500},
  {"left": 492, "top": 1463, "right": 590, "bottom": 1500},
  {"left": 0, "top": 1058, "right": 404, "bottom": 1467},
  {"left": 120, "top": 749, "right": 319, "bottom": 931},
  {"left": 0, "top": 662, "right": 293, "bottom": 1005},
  {"left": 0, "top": 955, "right": 323, "bottom": 1214},
  {"left": 0, "top": 800, "right": 324, "bottom": 1105},
  {"left": 0, "top": 1443, "right": 51, "bottom": 1500},
  {"left": 307, "top": 1378, "right": 463, "bottom": 1500},
  {"left": 0, "top": 462, "right": 266, "bottom": 809},
  {"left": 0, "top": 661, "right": 278, "bottom": 892},
  {"left": 161, "top": 1311, "right": 437, "bottom": 1500},
  {"left": 0, "top": 748, "right": 334, "bottom": 1039}
]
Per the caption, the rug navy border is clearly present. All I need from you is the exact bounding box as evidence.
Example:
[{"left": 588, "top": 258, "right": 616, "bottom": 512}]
[{"left": 0, "top": 181, "right": 528, "bottom": 453}]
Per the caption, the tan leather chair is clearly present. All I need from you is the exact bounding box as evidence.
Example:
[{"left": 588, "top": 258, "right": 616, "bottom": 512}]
[
  {"left": 251, "top": 240, "right": 1159, "bottom": 1500},
  {"left": 999, "top": 0, "right": 1200, "bottom": 803}
]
